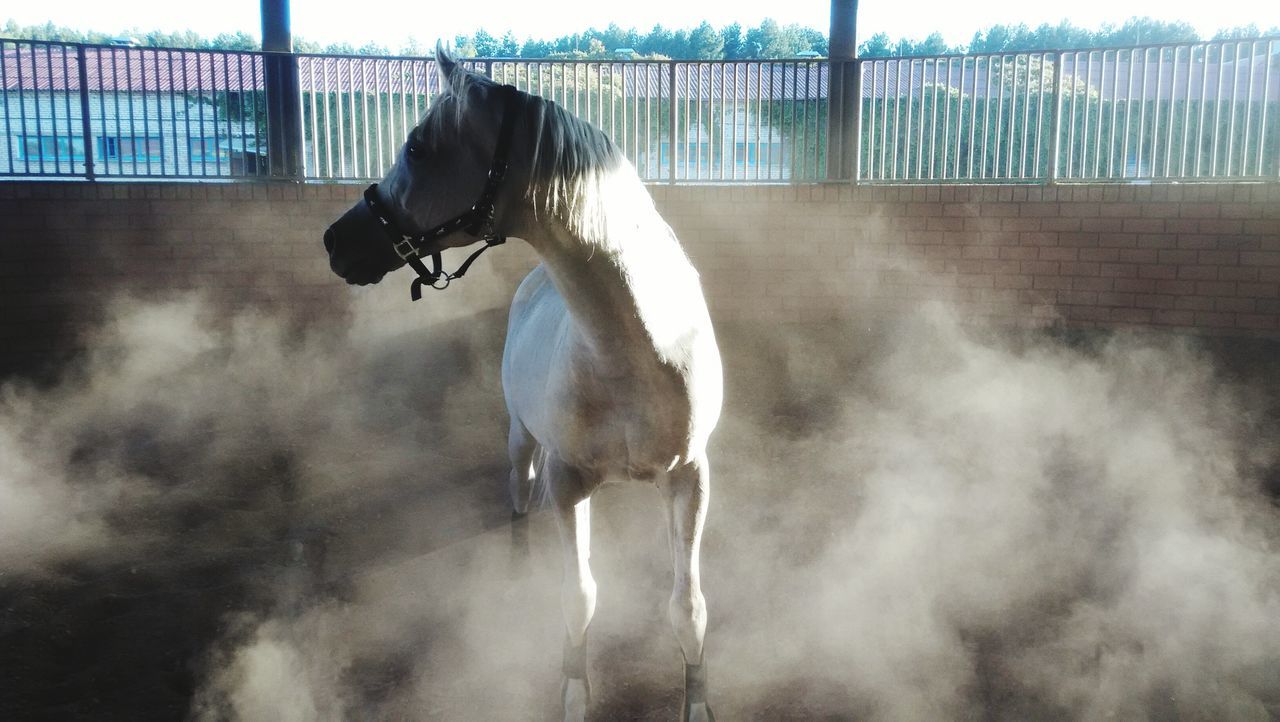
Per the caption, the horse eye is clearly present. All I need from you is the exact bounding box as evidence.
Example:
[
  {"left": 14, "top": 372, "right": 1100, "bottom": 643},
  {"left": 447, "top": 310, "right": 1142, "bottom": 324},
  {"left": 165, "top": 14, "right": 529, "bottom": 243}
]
[{"left": 405, "top": 142, "right": 425, "bottom": 161}]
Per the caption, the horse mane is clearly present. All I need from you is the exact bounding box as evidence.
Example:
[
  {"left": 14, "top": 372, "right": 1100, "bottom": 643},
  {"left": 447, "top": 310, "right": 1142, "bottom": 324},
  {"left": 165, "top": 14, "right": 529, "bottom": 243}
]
[{"left": 420, "top": 54, "right": 652, "bottom": 247}]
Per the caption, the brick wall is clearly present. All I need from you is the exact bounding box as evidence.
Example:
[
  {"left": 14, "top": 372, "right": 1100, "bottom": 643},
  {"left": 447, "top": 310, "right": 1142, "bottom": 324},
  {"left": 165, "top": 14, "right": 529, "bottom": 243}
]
[
  {"left": 652, "top": 183, "right": 1280, "bottom": 334},
  {"left": 2, "top": 180, "right": 1277, "bottom": 374}
]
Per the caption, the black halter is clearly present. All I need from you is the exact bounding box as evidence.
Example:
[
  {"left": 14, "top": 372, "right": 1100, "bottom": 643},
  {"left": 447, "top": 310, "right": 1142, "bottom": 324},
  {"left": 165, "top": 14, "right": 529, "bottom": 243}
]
[{"left": 363, "top": 84, "right": 522, "bottom": 301}]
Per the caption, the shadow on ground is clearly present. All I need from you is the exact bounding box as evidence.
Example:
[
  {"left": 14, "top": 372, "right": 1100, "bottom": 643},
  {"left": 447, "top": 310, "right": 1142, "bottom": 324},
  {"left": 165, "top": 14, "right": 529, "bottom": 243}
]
[{"left": 2, "top": 305, "right": 1279, "bottom": 720}]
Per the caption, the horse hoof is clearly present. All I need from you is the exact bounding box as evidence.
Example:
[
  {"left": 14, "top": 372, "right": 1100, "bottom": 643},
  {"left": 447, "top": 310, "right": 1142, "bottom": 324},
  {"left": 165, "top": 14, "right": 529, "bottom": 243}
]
[
  {"left": 682, "top": 701, "right": 715, "bottom": 722},
  {"left": 561, "top": 677, "right": 589, "bottom": 722},
  {"left": 509, "top": 511, "right": 530, "bottom": 573}
]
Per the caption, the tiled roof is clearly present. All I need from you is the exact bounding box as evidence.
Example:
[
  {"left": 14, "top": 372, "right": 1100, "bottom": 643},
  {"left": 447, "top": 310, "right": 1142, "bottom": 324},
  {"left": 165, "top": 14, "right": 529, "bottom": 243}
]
[{"left": 3, "top": 44, "right": 1273, "bottom": 102}]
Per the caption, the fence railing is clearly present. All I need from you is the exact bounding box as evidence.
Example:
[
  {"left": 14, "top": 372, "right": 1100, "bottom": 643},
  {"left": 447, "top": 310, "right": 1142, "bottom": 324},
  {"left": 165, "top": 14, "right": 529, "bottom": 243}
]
[
  {"left": 2, "top": 37, "right": 1278, "bottom": 184},
  {"left": 859, "top": 39, "right": 1280, "bottom": 182},
  {"left": 0, "top": 39, "right": 274, "bottom": 179}
]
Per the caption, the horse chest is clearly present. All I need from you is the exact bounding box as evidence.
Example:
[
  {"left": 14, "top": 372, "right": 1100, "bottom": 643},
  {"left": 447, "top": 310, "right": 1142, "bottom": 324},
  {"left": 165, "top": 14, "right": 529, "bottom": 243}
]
[{"left": 551, "top": 365, "right": 696, "bottom": 473}]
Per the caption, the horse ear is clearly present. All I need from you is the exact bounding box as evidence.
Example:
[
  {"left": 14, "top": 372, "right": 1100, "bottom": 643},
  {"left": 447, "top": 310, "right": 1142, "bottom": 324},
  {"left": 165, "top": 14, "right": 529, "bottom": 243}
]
[{"left": 435, "top": 43, "right": 458, "bottom": 89}]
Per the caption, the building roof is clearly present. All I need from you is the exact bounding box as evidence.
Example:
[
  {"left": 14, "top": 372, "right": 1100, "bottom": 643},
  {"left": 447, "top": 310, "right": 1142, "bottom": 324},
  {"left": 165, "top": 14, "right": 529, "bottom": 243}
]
[{"left": 3, "top": 43, "right": 1274, "bottom": 102}]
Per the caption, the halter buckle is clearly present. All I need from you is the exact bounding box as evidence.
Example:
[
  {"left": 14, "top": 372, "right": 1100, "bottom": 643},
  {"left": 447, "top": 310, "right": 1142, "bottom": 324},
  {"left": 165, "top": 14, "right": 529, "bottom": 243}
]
[{"left": 393, "top": 235, "right": 421, "bottom": 261}]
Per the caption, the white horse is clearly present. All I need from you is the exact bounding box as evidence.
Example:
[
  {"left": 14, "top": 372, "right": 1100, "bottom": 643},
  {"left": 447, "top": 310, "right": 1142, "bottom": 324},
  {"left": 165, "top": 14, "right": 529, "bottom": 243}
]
[{"left": 323, "top": 50, "right": 723, "bottom": 721}]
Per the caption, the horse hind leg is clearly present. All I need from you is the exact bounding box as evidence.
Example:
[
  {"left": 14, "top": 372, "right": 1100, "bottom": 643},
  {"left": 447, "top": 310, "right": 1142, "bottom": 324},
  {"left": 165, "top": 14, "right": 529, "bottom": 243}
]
[
  {"left": 661, "top": 455, "right": 715, "bottom": 722},
  {"left": 508, "top": 420, "right": 538, "bottom": 566},
  {"left": 546, "top": 456, "right": 597, "bottom": 722}
]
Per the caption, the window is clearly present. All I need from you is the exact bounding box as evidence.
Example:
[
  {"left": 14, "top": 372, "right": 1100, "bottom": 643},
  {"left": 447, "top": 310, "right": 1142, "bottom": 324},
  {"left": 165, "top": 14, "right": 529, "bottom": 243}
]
[
  {"left": 16, "top": 135, "right": 86, "bottom": 161},
  {"left": 660, "top": 141, "right": 712, "bottom": 166},
  {"left": 97, "top": 136, "right": 163, "bottom": 162},
  {"left": 188, "top": 137, "right": 228, "bottom": 163}
]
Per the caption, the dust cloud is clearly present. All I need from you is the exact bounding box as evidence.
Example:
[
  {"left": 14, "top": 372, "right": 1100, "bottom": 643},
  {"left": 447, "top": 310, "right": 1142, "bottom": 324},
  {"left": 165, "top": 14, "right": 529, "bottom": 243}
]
[{"left": 1, "top": 265, "right": 1278, "bottom": 719}]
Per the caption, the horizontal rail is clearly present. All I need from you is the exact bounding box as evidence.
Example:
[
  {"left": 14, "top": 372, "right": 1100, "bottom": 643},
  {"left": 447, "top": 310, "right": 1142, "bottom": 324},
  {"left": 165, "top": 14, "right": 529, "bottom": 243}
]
[{"left": 2, "top": 37, "right": 1278, "bottom": 184}]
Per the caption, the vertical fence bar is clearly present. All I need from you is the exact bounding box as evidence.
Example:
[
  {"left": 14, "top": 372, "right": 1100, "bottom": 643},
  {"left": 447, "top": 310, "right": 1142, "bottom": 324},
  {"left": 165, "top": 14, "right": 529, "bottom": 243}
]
[
  {"left": 1048, "top": 52, "right": 1063, "bottom": 182},
  {"left": 1225, "top": 42, "right": 1240, "bottom": 176},
  {"left": 668, "top": 61, "right": 677, "bottom": 184},
  {"left": 1211, "top": 42, "right": 1226, "bottom": 175},
  {"left": 1, "top": 42, "right": 14, "bottom": 174},
  {"left": 77, "top": 46, "right": 95, "bottom": 179},
  {"left": 1259, "top": 41, "right": 1273, "bottom": 177},
  {"left": 916, "top": 59, "right": 928, "bottom": 180},
  {"left": 1239, "top": 41, "right": 1255, "bottom": 178}
]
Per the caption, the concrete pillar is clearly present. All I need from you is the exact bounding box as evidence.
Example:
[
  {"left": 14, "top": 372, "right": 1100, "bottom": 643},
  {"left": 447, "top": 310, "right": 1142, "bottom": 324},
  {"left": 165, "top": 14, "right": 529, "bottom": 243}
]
[
  {"left": 827, "top": 0, "right": 859, "bottom": 181},
  {"left": 261, "top": 0, "right": 303, "bottom": 179}
]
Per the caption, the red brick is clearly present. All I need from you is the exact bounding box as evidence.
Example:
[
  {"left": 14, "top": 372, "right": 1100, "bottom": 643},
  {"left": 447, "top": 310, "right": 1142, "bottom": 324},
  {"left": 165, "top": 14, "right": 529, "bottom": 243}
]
[
  {"left": 1098, "top": 292, "right": 1136, "bottom": 307},
  {"left": 1111, "top": 308, "right": 1154, "bottom": 323},
  {"left": 1177, "top": 296, "right": 1217, "bottom": 312},
  {"left": 1099, "top": 233, "right": 1138, "bottom": 248},
  {"left": 1236, "top": 314, "right": 1277, "bottom": 330},
  {"left": 1216, "top": 298, "right": 1257, "bottom": 313},
  {"left": 1061, "top": 203, "right": 1101, "bottom": 217},
  {"left": 1000, "top": 247, "right": 1041, "bottom": 260},
  {"left": 1019, "top": 232, "right": 1059, "bottom": 246},
  {"left": 1196, "top": 281, "right": 1236, "bottom": 296},
  {"left": 1040, "top": 247, "right": 1079, "bottom": 262},
  {"left": 1033, "top": 275, "right": 1073, "bottom": 291},
  {"left": 1073, "top": 277, "right": 1114, "bottom": 292},
  {"left": 1080, "top": 248, "right": 1121, "bottom": 263},
  {"left": 1135, "top": 294, "right": 1177, "bottom": 309},
  {"left": 1164, "top": 219, "right": 1200, "bottom": 234},
  {"left": 1178, "top": 266, "right": 1219, "bottom": 281},
  {"left": 1158, "top": 249, "right": 1199, "bottom": 264},
  {"left": 1118, "top": 249, "right": 1159, "bottom": 264},
  {"left": 927, "top": 216, "right": 965, "bottom": 231},
  {"left": 1062, "top": 261, "right": 1101, "bottom": 276},
  {"left": 1153, "top": 309, "right": 1195, "bottom": 326},
  {"left": 1058, "top": 290, "right": 1099, "bottom": 305},
  {"left": 1124, "top": 219, "right": 1165, "bottom": 233},
  {"left": 981, "top": 202, "right": 1020, "bottom": 217},
  {"left": 1178, "top": 203, "right": 1221, "bottom": 219},
  {"left": 1139, "top": 265, "right": 1179, "bottom": 280},
  {"left": 1199, "top": 219, "right": 1243, "bottom": 235},
  {"left": 1155, "top": 279, "right": 1197, "bottom": 295},
  {"left": 1099, "top": 202, "right": 1141, "bottom": 217},
  {"left": 1022, "top": 260, "right": 1060, "bottom": 275},
  {"left": 1040, "top": 217, "right": 1082, "bottom": 232},
  {"left": 1100, "top": 263, "right": 1137, "bottom": 278},
  {"left": 1001, "top": 217, "right": 1042, "bottom": 232},
  {"left": 1198, "top": 250, "right": 1239, "bottom": 265},
  {"left": 982, "top": 259, "right": 1023, "bottom": 275},
  {"left": 1137, "top": 234, "right": 1177, "bottom": 249},
  {"left": 1241, "top": 251, "right": 1280, "bottom": 266},
  {"left": 1237, "top": 282, "right": 1280, "bottom": 298}
]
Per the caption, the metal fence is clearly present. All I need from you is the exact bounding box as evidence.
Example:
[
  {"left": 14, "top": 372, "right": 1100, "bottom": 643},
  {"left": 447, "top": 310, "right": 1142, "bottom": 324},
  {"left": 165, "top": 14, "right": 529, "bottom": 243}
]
[
  {"left": 1, "top": 39, "right": 274, "bottom": 179},
  {"left": 2, "top": 36, "right": 1278, "bottom": 183},
  {"left": 860, "top": 38, "right": 1280, "bottom": 182}
]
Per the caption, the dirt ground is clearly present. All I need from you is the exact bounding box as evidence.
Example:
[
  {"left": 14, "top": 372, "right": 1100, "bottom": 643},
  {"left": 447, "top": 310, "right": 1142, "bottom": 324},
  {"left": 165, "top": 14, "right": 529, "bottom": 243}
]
[{"left": 2, "top": 308, "right": 1278, "bottom": 721}]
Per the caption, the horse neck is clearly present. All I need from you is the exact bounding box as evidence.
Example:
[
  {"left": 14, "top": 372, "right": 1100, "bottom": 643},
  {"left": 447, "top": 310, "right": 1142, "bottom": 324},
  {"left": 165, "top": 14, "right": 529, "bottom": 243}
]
[{"left": 519, "top": 196, "right": 705, "bottom": 366}]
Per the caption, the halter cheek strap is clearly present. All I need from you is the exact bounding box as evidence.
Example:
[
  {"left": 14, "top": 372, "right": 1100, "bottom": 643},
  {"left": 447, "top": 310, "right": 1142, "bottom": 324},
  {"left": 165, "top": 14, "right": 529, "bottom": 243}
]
[{"left": 363, "top": 84, "right": 522, "bottom": 301}]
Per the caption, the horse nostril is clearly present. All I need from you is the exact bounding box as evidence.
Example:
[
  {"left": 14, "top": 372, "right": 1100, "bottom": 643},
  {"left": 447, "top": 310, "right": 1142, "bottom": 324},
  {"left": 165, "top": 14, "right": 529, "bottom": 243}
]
[{"left": 323, "top": 227, "right": 337, "bottom": 254}]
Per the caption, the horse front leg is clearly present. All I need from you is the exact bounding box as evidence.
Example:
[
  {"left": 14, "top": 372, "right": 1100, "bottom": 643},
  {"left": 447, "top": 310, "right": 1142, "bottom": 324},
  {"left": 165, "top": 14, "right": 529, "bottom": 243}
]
[
  {"left": 548, "top": 457, "right": 597, "bottom": 722},
  {"left": 507, "top": 419, "right": 538, "bottom": 567},
  {"left": 660, "top": 455, "right": 715, "bottom": 722}
]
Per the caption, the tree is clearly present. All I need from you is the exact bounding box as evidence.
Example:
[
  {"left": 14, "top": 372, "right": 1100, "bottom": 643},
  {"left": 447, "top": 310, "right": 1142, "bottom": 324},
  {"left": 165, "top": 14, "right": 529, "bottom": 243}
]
[
  {"left": 472, "top": 29, "right": 500, "bottom": 57},
  {"left": 912, "top": 32, "right": 950, "bottom": 56},
  {"left": 520, "top": 38, "right": 552, "bottom": 58},
  {"left": 689, "top": 22, "right": 724, "bottom": 60},
  {"left": 721, "top": 23, "right": 744, "bottom": 59},
  {"left": 859, "top": 32, "right": 893, "bottom": 58},
  {"left": 1105, "top": 17, "right": 1198, "bottom": 46}
]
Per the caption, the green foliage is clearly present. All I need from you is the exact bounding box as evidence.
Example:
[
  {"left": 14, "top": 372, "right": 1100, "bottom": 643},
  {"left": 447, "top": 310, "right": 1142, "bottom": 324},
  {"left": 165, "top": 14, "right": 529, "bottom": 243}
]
[{"left": 3, "top": 16, "right": 1276, "bottom": 62}]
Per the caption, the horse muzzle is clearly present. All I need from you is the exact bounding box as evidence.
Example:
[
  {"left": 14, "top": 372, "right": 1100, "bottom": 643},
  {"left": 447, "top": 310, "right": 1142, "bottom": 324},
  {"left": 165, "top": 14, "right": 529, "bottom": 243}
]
[{"left": 323, "top": 200, "right": 405, "bottom": 285}]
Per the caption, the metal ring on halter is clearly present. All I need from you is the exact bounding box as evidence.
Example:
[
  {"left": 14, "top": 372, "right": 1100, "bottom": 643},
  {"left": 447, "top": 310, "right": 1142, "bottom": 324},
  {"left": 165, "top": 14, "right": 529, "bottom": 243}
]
[{"left": 430, "top": 274, "right": 452, "bottom": 290}]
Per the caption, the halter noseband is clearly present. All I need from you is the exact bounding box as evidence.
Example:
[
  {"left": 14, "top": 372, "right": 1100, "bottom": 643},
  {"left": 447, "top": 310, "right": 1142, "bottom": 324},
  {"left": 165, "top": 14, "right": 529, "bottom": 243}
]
[{"left": 363, "top": 84, "right": 522, "bottom": 301}]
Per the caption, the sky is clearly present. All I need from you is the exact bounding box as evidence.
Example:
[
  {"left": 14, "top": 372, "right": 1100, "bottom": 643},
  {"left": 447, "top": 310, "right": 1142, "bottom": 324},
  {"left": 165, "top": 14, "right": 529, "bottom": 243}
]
[{"left": 4, "top": 0, "right": 1278, "bottom": 49}]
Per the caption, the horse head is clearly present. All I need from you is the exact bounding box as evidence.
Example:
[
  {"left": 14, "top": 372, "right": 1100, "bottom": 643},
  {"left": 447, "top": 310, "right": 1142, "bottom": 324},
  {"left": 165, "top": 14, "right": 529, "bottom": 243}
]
[{"left": 323, "top": 49, "right": 515, "bottom": 289}]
